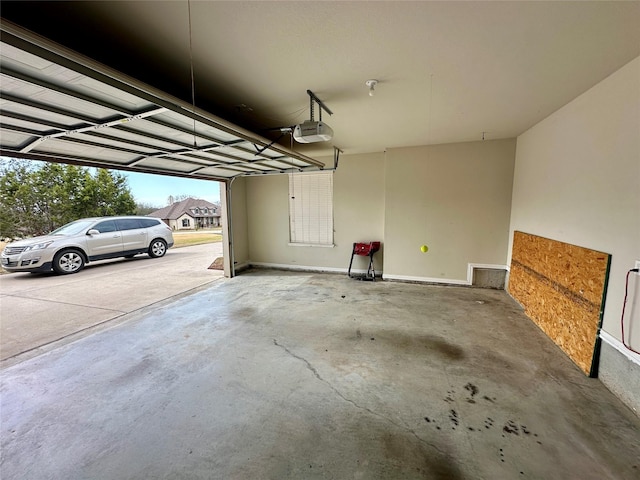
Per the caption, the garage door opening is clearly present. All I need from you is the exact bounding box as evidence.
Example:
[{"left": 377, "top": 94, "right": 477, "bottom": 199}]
[
  {"left": 0, "top": 158, "right": 226, "bottom": 273},
  {"left": 0, "top": 20, "right": 325, "bottom": 277},
  {"left": 0, "top": 157, "right": 227, "bottom": 363},
  {"left": 0, "top": 20, "right": 325, "bottom": 362},
  {"left": 120, "top": 169, "right": 225, "bottom": 271}
]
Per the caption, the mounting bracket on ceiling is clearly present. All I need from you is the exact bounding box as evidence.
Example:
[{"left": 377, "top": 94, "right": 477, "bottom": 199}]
[
  {"left": 306, "top": 89, "right": 333, "bottom": 122},
  {"left": 333, "top": 146, "right": 343, "bottom": 169}
]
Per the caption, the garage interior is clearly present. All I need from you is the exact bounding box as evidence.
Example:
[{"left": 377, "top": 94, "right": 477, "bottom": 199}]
[{"left": 1, "top": 1, "right": 639, "bottom": 479}]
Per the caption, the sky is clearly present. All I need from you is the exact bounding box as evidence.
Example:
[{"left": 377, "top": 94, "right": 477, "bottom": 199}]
[
  {"left": 121, "top": 171, "right": 220, "bottom": 207},
  {"left": 1, "top": 158, "right": 221, "bottom": 208}
]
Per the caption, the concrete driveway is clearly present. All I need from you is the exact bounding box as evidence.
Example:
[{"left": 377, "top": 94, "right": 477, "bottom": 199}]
[{"left": 0, "top": 242, "right": 224, "bottom": 365}]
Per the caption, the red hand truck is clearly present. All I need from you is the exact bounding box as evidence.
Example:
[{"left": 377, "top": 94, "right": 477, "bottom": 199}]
[{"left": 348, "top": 242, "right": 381, "bottom": 281}]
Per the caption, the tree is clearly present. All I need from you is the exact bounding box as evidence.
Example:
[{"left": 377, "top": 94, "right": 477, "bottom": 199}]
[
  {"left": 0, "top": 159, "right": 36, "bottom": 237},
  {"left": 136, "top": 202, "right": 160, "bottom": 216},
  {"left": 0, "top": 159, "right": 137, "bottom": 238},
  {"left": 167, "top": 194, "right": 192, "bottom": 206}
]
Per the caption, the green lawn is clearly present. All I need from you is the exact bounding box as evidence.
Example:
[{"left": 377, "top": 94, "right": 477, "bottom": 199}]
[{"left": 172, "top": 232, "right": 222, "bottom": 248}]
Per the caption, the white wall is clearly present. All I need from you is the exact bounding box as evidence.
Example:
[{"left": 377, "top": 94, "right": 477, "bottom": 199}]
[
  {"left": 230, "top": 176, "right": 249, "bottom": 269},
  {"left": 244, "top": 152, "right": 386, "bottom": 273},
  {"left": 384, "top": 139, "right": 516, "bottom": 283},
  {"left": 240, "top": 140, "right": 515, "bottom": 283},
  {"left": 509, "top": 56, "right": 640, "bottom": 355}
]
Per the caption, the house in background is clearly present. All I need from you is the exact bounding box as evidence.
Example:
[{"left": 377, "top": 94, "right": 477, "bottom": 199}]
[{"left": 149, "top": 198, "right": 221, "bottom": 231}]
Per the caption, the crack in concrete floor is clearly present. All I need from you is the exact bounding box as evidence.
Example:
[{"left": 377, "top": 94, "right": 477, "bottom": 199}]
[{"left": 272, "top": 338, "right": 450, "bottom": 457}]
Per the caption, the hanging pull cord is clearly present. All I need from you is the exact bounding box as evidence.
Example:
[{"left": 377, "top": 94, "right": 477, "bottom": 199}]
[{"left": 188, "top": 0, "right": 197, "bottom": 148}]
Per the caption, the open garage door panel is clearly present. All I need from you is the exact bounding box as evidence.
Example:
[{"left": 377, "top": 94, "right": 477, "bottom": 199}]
[{"left": 0, "top": 22, "right": 325, "bottom": 180}]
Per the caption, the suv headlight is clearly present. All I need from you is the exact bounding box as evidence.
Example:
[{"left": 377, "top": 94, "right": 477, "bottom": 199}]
[{"left": 24, "top": 240, "right": 54, "bottom": 252}]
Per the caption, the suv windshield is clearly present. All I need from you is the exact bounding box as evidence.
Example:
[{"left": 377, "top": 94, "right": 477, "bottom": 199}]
[{"left": 49, "top": 220, "right": 96, "bottom": 236}]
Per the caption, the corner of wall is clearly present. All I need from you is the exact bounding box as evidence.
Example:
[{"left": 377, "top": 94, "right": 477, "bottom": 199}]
[{"left": 230, "top": 176, "right": 249, "bottom": 269}]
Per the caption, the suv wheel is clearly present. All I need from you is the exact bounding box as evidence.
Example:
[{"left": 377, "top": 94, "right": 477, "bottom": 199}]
[
  {"left": 53, "top": 249, "right": 85, "bottom": 274},
  {"left": 148, "top": 239, "right": 167, "bottom": 258}
]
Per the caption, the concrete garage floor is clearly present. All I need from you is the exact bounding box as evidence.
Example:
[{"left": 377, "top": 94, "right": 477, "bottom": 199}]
[{"left": 1, "top": 270, "right": 639, "bottom": 479}]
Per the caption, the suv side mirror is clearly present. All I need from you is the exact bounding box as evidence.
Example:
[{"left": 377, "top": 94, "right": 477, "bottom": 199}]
[{"left": 87, "top": 229, "right": 100, "bottom": 235}]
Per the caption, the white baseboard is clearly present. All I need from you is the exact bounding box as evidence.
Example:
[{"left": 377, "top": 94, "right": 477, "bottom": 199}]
[
  {"left": 247, "top": 261, "right": 377, "bottom": 276},
  {"left": 242, "top": 261, "right": 506, "bottom": 285},
  {"left": 384, "top": 263, "right": 507, "bottom": 286},
  {"left": 382, "top": 273, "right": 468, "bottom": 285},
  {"left": 233, "top": 261, "right": 250, "bottom": 272},
  {"left": 599, "top": 330, "right": 640, "bottom": 367}
]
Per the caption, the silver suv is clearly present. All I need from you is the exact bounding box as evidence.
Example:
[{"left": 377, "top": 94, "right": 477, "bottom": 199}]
[{"left": 1, "top": 216, "right": 174, "bottom": 275}]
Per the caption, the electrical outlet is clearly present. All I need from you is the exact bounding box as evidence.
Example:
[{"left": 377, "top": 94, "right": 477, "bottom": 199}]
[{"left": 635, "top": 260, "right": 640, "bottom": 270}]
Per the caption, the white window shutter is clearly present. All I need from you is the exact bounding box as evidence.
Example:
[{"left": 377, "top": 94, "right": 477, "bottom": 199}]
[{"left": 289, "top": 172, "right": 333, "bottom": 245}]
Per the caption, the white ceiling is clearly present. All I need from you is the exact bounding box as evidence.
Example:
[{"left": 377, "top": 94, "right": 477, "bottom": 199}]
[{"left": 2, "top": 1, "right": 640, "bottom": 159}]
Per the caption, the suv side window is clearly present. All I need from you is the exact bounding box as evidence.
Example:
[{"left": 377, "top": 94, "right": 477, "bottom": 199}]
[
  {"left": 115, "top": 218, "right": 143, "bottom": 231},
  {"left": 140, "top": 218, "right": 160, "bottom": 228},
  {"left": 92, "top": 220, "right": 117, "bottom": 233}
]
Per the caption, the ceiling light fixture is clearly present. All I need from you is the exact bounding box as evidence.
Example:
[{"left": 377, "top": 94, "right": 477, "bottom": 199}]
[{"left": 365, "top": 79, "right": 378, "bottom": 96}]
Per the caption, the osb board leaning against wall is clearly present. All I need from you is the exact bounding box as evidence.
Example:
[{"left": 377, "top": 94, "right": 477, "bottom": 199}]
[{"left": 509, "top": 231, "right": 611, "bottom": 376}]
